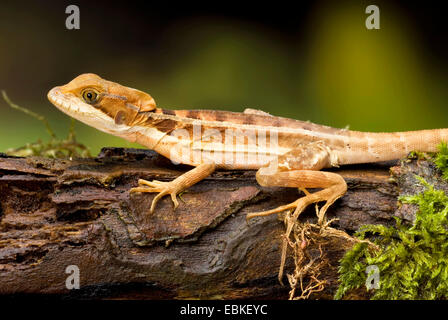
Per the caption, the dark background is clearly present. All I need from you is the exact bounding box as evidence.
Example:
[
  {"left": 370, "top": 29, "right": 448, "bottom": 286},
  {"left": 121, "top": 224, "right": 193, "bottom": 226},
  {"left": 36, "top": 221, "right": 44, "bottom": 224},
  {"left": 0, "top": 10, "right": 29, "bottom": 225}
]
[{"left": 0, "top": 0, "right": 447, "bottom": 154}]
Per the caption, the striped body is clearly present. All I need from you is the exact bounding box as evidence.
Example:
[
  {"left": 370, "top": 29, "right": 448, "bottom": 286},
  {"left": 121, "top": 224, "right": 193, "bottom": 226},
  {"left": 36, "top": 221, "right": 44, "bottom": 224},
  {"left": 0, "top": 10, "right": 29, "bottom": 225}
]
[
  {"left": 47, "top": 73, "right": 448, "bottom": 170},
  {"left": 129, "top": 108, "right": 448, "bottom": 169}
]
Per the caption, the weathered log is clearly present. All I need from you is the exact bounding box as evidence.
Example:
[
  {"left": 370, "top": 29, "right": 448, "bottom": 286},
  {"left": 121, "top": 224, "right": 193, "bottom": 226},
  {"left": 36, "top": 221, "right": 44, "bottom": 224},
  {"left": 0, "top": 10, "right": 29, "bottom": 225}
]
[{"left": 0, "top": 147, "right": 409, "bottom": 299}]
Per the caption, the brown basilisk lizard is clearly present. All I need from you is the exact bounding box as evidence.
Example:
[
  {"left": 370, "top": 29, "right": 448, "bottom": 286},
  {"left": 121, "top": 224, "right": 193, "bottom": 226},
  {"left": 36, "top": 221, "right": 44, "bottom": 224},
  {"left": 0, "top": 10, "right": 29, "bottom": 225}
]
[{"left": 48, "top": 73, "right": 448, "bottom": 279}]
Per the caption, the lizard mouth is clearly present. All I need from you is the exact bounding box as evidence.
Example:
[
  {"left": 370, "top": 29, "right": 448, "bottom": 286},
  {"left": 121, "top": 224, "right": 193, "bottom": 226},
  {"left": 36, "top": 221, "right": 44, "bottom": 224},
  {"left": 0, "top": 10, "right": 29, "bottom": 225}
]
[
  {"left": 47, "top": 86, "right": 80, "bottom": 114},
  {"left": 48, "top": 86, "right": 107, "bottom": 121},
  {"left": 47, "top": 86, "right": 130, "bottom": 136}
]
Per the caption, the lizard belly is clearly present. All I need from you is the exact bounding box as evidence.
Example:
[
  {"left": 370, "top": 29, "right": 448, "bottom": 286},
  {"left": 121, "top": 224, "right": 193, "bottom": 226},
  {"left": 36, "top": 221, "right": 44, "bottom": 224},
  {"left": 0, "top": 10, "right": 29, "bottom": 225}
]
[{"left": 133, "top": 126, "right": 289, "bottom": 169}]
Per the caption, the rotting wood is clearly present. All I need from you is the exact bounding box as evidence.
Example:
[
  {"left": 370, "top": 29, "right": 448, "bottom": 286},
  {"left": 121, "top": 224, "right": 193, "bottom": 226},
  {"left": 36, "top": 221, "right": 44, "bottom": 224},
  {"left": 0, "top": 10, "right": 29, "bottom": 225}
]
[{"left": 0, "top": 147, "right": 408, "bottom": 299}]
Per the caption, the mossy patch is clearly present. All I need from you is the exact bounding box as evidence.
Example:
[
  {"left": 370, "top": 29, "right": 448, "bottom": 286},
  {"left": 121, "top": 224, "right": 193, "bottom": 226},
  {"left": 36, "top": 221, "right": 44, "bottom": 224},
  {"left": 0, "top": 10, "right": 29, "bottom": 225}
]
[
  {"left": 434, "top": 141, "right": 448, "bottom": 180},
  {"left": 335, "top": 143, "right": 448, "bottom": 300},
  {"left": 2, "top": 90, "right": 90, "bottom": 158}
]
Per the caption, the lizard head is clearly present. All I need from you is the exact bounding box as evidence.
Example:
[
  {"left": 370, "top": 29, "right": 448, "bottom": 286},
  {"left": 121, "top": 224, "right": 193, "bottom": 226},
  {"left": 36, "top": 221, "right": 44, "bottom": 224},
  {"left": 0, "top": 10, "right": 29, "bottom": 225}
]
[{"left": 47, "top": 73, "right": 156, "bottom": 135}]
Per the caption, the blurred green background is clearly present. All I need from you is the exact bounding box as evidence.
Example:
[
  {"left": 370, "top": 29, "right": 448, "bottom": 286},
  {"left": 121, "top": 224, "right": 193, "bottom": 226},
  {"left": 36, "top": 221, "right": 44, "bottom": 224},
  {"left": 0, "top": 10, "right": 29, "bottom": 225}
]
[{"left": 0, "top": 0, "right": 446, "bottom": 155}]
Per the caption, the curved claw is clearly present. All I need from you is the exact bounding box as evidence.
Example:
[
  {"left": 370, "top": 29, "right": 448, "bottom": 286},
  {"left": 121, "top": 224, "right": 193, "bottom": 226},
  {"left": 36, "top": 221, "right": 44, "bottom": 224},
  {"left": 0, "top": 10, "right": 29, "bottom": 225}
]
[
  {"left": 245, "top": 199, "right": 301, "bottom": 221},
  {"left": 150, "top": 190, "right": 168, "bottom": 213},
  {"left": 245, "top": 188, "right": 311, "bottom": 221},
  {"left": 131, "top": 179, "right": 182, "bottom": 214},
  {"left": 138, "top": 179, "right": 163, "bottom": 187},
  {"left": 171, "top": 193, "right": 179, "bottom": 210}
]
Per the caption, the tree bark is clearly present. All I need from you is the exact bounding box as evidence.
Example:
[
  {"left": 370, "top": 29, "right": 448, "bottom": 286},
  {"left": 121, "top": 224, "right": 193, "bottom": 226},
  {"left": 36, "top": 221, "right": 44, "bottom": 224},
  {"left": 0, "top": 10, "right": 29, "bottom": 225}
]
[{"left": 0, "top": 147, "right": 414, "bottom": 299}]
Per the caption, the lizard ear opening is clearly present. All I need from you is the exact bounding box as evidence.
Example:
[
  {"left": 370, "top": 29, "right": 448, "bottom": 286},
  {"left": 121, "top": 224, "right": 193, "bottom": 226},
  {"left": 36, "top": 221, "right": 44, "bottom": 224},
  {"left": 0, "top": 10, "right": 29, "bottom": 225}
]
[{"left": 114, "top": 110, "right": 128, "bottom": 125}]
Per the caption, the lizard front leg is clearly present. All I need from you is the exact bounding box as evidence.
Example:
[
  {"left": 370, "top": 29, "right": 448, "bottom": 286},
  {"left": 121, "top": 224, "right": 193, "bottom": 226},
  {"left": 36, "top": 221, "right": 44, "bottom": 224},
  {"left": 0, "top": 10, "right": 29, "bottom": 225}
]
[
  {"left": 246, "top": 142, "right": 347, "bottom": 282},
  {"left": 130, "top": 163, "right": 215, "bottom": 213}
]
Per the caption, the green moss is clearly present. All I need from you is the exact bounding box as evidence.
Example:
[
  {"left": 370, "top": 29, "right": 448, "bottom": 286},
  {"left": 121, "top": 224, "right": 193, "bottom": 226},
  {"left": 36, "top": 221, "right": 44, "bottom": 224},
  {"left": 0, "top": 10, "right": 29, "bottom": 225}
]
[
  {"left": 434, "top": 141, "right": 448, "bottom": 180},
  {"left": 335, "top": 143, "right": 448, "bottom": 300},
  {"left": 407, "top": 150, "right": 431, "bottom": 161},
  {"left": 2, "top": 90, "right": 91, "bottom": 158}
]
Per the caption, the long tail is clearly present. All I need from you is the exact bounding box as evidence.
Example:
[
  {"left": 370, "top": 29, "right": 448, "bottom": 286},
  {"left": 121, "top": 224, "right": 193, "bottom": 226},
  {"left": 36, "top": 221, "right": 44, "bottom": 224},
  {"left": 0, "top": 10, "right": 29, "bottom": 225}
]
[{"left": 336, "top": 128, "right": 448, "bottom": 165}]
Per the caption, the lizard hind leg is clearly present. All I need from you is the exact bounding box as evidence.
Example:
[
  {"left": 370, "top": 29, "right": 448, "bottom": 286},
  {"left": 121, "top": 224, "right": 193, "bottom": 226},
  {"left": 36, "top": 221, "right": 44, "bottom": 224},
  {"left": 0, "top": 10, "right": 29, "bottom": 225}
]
[
  {"left": 247, "top": 142, "right": 347, "bottom": 224},
  {"left": 246, "top": 144, "right": 347, "bottom": 283},
  {"left": 248, "top": 170, "right": 347, "bottom": 283},
  {"left": 247, "top": 169, "right": 347, "bottom": 224}
]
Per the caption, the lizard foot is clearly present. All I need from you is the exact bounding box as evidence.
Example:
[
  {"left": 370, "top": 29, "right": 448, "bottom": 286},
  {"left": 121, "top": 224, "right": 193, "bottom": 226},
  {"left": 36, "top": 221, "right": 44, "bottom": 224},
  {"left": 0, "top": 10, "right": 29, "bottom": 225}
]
[
  {"left": 246, "top": 183, "right": 347, "bottom": 283},
  {"left": 130, "top": 179, "right": 181, "bottom": 213},
  {"left": 129, "top": 163, "right": 216, "bottom": 214},
  {"left": 246, "top": 175, "right": 347, "bottom": 225}
]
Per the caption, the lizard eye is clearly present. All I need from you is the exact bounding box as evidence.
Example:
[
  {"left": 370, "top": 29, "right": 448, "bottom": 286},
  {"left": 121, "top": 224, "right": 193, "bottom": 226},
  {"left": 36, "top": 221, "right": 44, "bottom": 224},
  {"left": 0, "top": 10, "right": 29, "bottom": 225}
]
[{"left": 82, "top": 89, "right": 100, "bottom": 104}]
